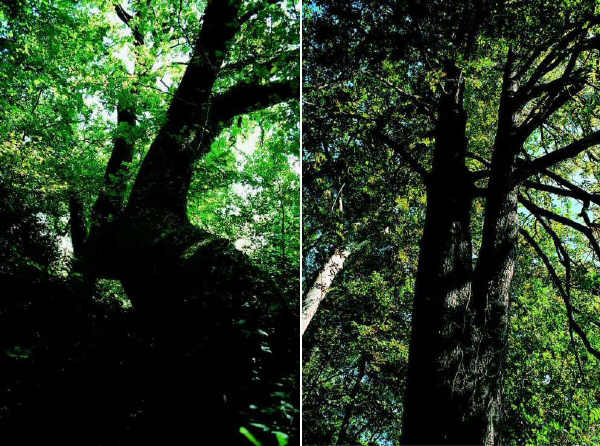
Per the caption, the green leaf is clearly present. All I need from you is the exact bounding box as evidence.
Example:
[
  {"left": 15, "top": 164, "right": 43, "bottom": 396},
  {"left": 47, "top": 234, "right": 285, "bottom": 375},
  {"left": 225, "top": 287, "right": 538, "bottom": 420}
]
[
  {"left": 239, "top": 427, "right": 262, "bottom": 446},
  {"left": 273, "top": 431, "right": 289, "bottom": 446}
]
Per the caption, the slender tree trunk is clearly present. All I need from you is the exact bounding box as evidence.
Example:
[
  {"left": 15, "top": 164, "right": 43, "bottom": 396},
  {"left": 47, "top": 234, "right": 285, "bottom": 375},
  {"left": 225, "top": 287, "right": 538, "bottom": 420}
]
[
  {"left": 82, "top": 104, "right": 138, "bottom": 279},
  {"left": 301, "top": 246, "right": 351, "bottom": 336},
  {"left": 401, "top": 65, "right": 476, "bottom": 444},
  {"left": 69, "top": 192, "right": 87, "bottom": 260},
  {"left": 68, "top": 192, "right": 98, "bottom": 296},
  {"left": 78, "top": 3, "right": 143, "bottom": 280},
  {"left": 90, "top": 105, "right": 136, "bottom": 229}
]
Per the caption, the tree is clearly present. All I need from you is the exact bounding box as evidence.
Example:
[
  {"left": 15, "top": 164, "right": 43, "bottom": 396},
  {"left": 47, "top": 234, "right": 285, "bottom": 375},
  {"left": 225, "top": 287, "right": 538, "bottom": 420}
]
[
  {"left": 1, "top": 0, "right": 299, "bottom": 443},
  {"left": 302, "top": 247, "right": 350, "bottom": 335},
  {"left": 304, "top": 1, "right": 600, "bottom": 444}
]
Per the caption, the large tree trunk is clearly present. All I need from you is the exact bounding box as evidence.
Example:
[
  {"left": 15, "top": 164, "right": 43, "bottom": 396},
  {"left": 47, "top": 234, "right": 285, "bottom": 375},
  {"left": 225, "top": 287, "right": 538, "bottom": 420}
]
[
  {"left": 468, "top": 165, "right": 518, "bottom": 446},
  {"left": 83, "top": 2, "right": 296, "bottom": 441},
  {"left": 401, "top": 53, "right": 523, "bottom": 446},
  {"left": 87, "top": 0, "right": 245, "bottom": 282},
  {"left": 104, "top": 0, "right": 248, "bottom": 291},
  {"left": 401, "top": 65, "right": 477, "bottom": 444}
]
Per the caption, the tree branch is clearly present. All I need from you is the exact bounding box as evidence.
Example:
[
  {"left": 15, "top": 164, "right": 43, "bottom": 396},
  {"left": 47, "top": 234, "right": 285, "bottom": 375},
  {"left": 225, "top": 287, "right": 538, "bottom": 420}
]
[
  {"left": 518, "top": 81, "right": 586, "bottom": 139},
  {"left": 238, "top": 0, "right": 281, "bottom": 26},
  {"left": 542, "top": 169, "right": 600, "bottom": 206},
  {"left": 519, "top": 194, "right": 600, "bottom": 260},
  {"left": 521, "top": 25, "right": 587, "bottom": 92},
  {"left": 114, "top": 4, "right": 144, "bottom": 46},
  {"left": 211, "top": 79, "right": 298, "bottom": 126},
  {"left": 367, "top": 69, "right": 432, "bottom": 115},
  {"left": 375, "top": 132, "right": 430, "bottom": 181},
  {"left": 520, "top": 228, "right": 600, "bottom": 361},
  {"left": 219, "top": 48, "right": 299, "bottom": 75},
  {"left": 524, "top": 179, "right": 600, "bottom": 206},
  {"left": 515, "top": 130, "right": 600, "bottom": 181}
]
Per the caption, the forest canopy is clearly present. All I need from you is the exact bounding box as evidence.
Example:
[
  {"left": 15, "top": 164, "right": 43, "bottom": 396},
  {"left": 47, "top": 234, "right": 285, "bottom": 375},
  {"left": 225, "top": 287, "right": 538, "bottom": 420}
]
[
  {"left": 1, "top": 0, "right": 299, "bottom": 444},
  {"left": 303, "top": 1, "right": 600, "bottom": 445}
]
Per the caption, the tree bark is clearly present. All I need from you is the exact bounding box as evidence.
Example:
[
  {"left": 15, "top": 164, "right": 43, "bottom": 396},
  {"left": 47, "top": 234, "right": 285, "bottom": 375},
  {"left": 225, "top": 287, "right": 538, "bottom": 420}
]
[
  {"left": 467, "top": 49, "right": 522, "bottom": 446},
  {"left": 302, "top": 247, "right": 351, "bottom": 336},
  {"left": 400, "top": 50, "right": 526, "bottom": 445},
  {"left": 401, "top": 64, "right": 476, "bottom": 445}
]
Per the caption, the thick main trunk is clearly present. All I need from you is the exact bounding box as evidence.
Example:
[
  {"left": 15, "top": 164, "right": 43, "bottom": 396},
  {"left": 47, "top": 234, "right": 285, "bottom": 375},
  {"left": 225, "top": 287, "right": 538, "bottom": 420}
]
[
  {"left": 117, "top": 238, "right": 260, "bottom": 443},
  {"left": 66, "top": 3, "right": 296, "bottom": 440},
  {"left": 443, "top": 153, "right": 518, "bottom": 446},
  {"left": 402, "top": 53, "right": 523, "bottom": 445},
  {"left": 124, "top": 0, "right": 243, "bottom": 229},
  {"left": 81, "top": 1, "right": 246, "bottom": 280},
  {"left": 401, "top": 68, "right": 476, "bottom": 444},
  {"left": 75, "top": 5, "right": 258, "bottom": 439}
]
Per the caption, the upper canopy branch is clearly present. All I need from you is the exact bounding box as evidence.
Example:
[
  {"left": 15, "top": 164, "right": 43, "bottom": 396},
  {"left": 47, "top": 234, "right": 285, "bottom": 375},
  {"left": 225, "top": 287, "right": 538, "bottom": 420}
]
[
  {"left": 238, "top": 0, "right": 282, "bottom": 26},
  {"left": 527, "top": 206, "right": 600, "bottom": 364},
  {"left": 520, "top": 66, "right": 586, "bottom": 107},
  {"left": 519, "top": 17, "right": 598, "bottom": 95},
  {"left": 368, "top": 70, "right": 433, "bottom": 116},
  {"left": 518, "top": 79, "right": 586, "bottom": 140},
  {"left": 375, "top": 132, "right": 430, "bottom": 182},
  {"left": 219, "top": 48, "right": 299, "bottom": 76},
  {"left": 513, "top": 26, "right": 598, "bottom": 140},
  {"left": 524, "top": 180, "right": 588, "bottom": 202},
  {"left": 523, "top": 177, "right": 600, "bottom": 208},
  {"left": 542, "top": 169, "right": 600, "bottom": 206}
]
